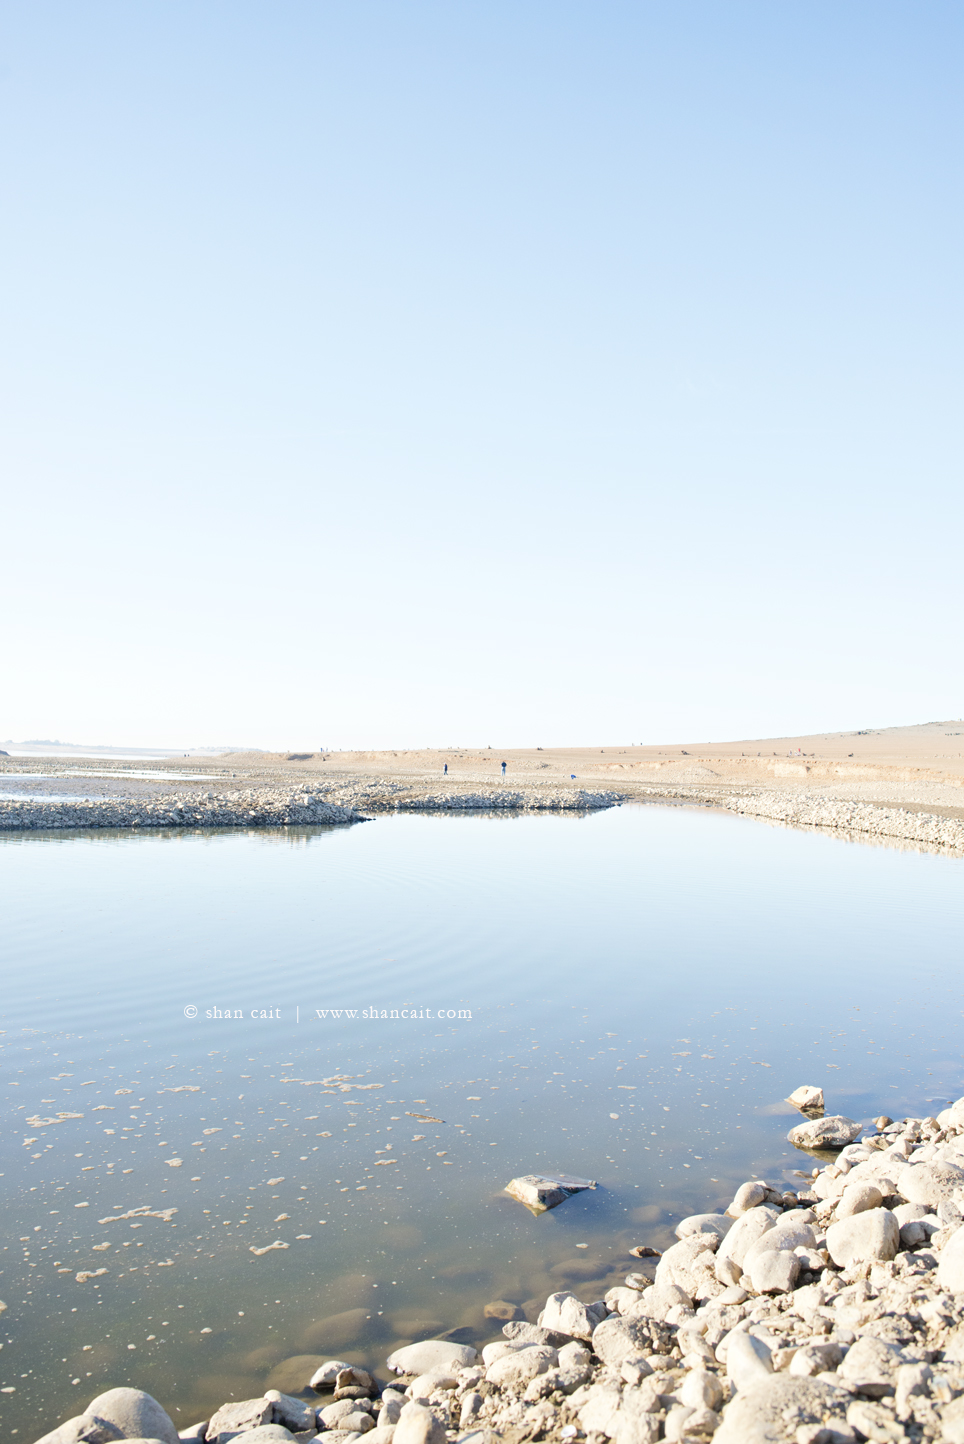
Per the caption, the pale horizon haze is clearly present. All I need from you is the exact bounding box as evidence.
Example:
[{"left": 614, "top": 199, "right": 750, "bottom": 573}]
[{"left": 3, "top": 3, "right": 962, "bottom": 751}]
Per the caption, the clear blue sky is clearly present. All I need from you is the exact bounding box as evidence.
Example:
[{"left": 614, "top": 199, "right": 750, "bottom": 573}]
[{"left": 3, "top": 3, "right": 962, "bottom": 749}]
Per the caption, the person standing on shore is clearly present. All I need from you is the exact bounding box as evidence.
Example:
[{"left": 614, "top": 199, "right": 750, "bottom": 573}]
[
  {"left": 501, "top": 760, "right": 507, "bottom": 778},
  {"left": 443, "top": 763, "right": 448, "bottom": 775}
]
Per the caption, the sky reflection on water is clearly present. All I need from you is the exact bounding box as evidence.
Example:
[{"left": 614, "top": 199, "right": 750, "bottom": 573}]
[{"left": 2, "top": 805, "right": 963, "bottom": 1434}]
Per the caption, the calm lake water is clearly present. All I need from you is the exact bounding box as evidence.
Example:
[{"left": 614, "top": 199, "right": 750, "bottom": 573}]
[{"left": 2, "top": 804, "right": 963, "bottom": 1436}]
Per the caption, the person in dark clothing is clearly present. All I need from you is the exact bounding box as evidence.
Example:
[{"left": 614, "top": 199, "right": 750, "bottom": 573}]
[
  {"left": 501, "top": 760, "right": 507, "bottom": 777},
  {"left": 443, "top": 763, "right": 448, "bottom": 775}
]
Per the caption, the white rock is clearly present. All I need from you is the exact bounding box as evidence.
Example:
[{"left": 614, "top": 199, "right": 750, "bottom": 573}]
[
  {"left": 577, "top": 1384, "right": 623, "bottom": 1436},
  {"left": 655, "top": 1234, "right": 719, "bottom": 1296},
  {"left": 34, "top": 1416, "right": 125, "bottom": 1444},
  {"left": 386, "top": 1341, "right": 477, "bottom": 1375},
  {"left": 835, "top": 1181, "right": 884, "bottom": 1218},
  {"left": 892, "top": 1201, "right": 929, "bottom": 1225},
  {"left": 558, "top": 1341, "right": 591, "bottom": 1370},
  {"left": 377, "top": 1399, "right": 403, "bottom": 1428},
  {"left": 485, "top": 1347, "right": 555, "bottom": 1388},
  {"left": 231, "top": 1430, "right": 296, "bottom": 1444},
  {"left": 825, "top": 1209, "right": 899, "bottom": 1268},
  {"left": 937, "top": 1223, "right": 964, "bottom": 1293},
  {"left": 727, "top": 1182, "right": 767, "bottom": 1216},
  {"left": 787, "top": 1086, "right": 824, "bottom": 1112},
  {"left": 480, "top": 1342, "right": 519, "bottom": 1365},
  {"left": 837, "top": 1336, "right": 904, "bottom": 1397},
  {"left": 406, "top": 1370, "right": 458, "bottom": 1400},
  {"left": 716, "top": 1206, "right": 780, "bottom": 1271},
  {"left": 264, "top": 1391, "right": 315, "bottom": 1432},
  {"left": 940, "top": 1396, "right": 964, "bottom": 1444},
  {"left": 539, "top": 1290, "right": 598, "bottom": 1340},
  {"left": 793, "top": 1247, "right": 826, "bottom": 1272},
  {"left": 591, "top": 1315, "right": 656, "bottom": 1367},
  {"left": 310, "top": 1361, "right": 353, "bottom": 1390},
  {"left": 714, "top": 1377, "right": 852, "bottom": 1444},
  {"left": 338, "top": 1415, "right": 374, "bottom": 1434},
  {"left": 725, "top": 1330, "right": 773, "bottom": 1393},
  {"left": 458, "top": 1394, "right": 482, "bottom": 1430},
  {"left": 604, "top": 1286, "right": 638, "bottom": 1314},
  {"left": 679, "top": 1370, "right": 723, "bottom": 1411},
  {"left": 845, "top": 1400, "right": 906, "bottom": 1444},
  {"left": 789, "top": 1342, "right": 844, "bottom": 1377},
  {"left": 714, "top": 1255, "right": 743, "bottom": 1286},
  {"left": 391, "top": 1403, "right": 446, "bottom": 1444},
  {"left": 662, "top": 1405, "right": 696, "bottom": 1442},
  {"left": 85, "top": 1390, "right": 179, "bottom": 1444},
  {"left": 716, "top": 1284, "right": 748, "bottom": 1305},
  {"left": 894, "top": 1361, "right": 932, "bottom": 1415},
  {"left": 936, "top": 1099, "right": 964, "bottom": 1132},
  {"left": 747, "top": 1249, "right": 801, "bottom": 1294},
  {"left": 579, "top": 1385, "right": 659, "bottom": 1444},
  {"left": 901, "top": 1160, "right": 964, "bottom": 1208},
  {"left": 625, "top": 1282, "right": 693, "bottom": 1321},
  {"left": 674, "top": 1213, "right": 732, "bottom": 1240},
  {"left": 321, "top": 1402, "right": 372, "bottom": 1428},
  {"left": 741, "top": 1216, "right": 816, "bottom": 1270},
  {"left": 504, "top": 1173, "right": 595, "bottom": 1213},
  {"left": 787, "top": 1115, "right": 862, "bottom": 1150}
]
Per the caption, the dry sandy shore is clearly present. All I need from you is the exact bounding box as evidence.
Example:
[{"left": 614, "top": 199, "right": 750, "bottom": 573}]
[{"left": 3, "top": 721, "right": 964, "bottom": 852}]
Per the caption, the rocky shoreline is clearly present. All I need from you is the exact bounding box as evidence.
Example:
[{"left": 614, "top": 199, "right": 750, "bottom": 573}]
[
  {"left": 637, "top": 786, "right": 964, "bottom": 853},
  {"left": 0, "top": 790, "right": 367, "bottom": 832},
  {"left": 0, "top": 785, "right": 623, "bottom": 832},
  {"left": 35, "top": 1093, "right": 964, "bottom": 1444}
]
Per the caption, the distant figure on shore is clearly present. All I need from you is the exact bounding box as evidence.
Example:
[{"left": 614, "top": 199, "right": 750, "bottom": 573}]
[
  {"left": 443, "top": 763, "right": 448, "bottom": 775},
  {"left": 501, "top": 760, "right": 507, "bottom": 777}
]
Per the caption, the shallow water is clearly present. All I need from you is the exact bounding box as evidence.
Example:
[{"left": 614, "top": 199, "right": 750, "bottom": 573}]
[
  {"left": 2, "top": 804, "right": 963, "bottom": 1435},
  {"left": 0, "top": 770, "right": 219, "bottom": 785}
]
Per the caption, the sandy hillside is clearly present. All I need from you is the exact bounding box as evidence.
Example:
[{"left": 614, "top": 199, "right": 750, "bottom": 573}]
[{"left": 211, "top": 721, "right": 964, "bottom": 814}]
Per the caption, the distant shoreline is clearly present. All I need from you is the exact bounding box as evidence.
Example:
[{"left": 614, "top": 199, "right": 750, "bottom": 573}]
[{"left": 3, "top": 720, "right": 964, "bottom": 849}]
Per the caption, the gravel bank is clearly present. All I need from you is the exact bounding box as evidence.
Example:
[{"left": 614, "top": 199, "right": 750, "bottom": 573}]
[
  {"left": 637, "top": 786, "right": 964, "bottom": 853},
  {"left": 0, "top": 789, "right": 366, "bottom": 831},
  {"left": 33, "top": 1093, "right": 964, "bottom": 1444},
  {"left": 0, "top": 781, "right": 624, "bottom": 831}
]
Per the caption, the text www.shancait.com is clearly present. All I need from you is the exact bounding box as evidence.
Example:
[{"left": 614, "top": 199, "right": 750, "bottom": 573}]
[{"left": 185, "top": 1005, "right": 472, "bottom": 1020}]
